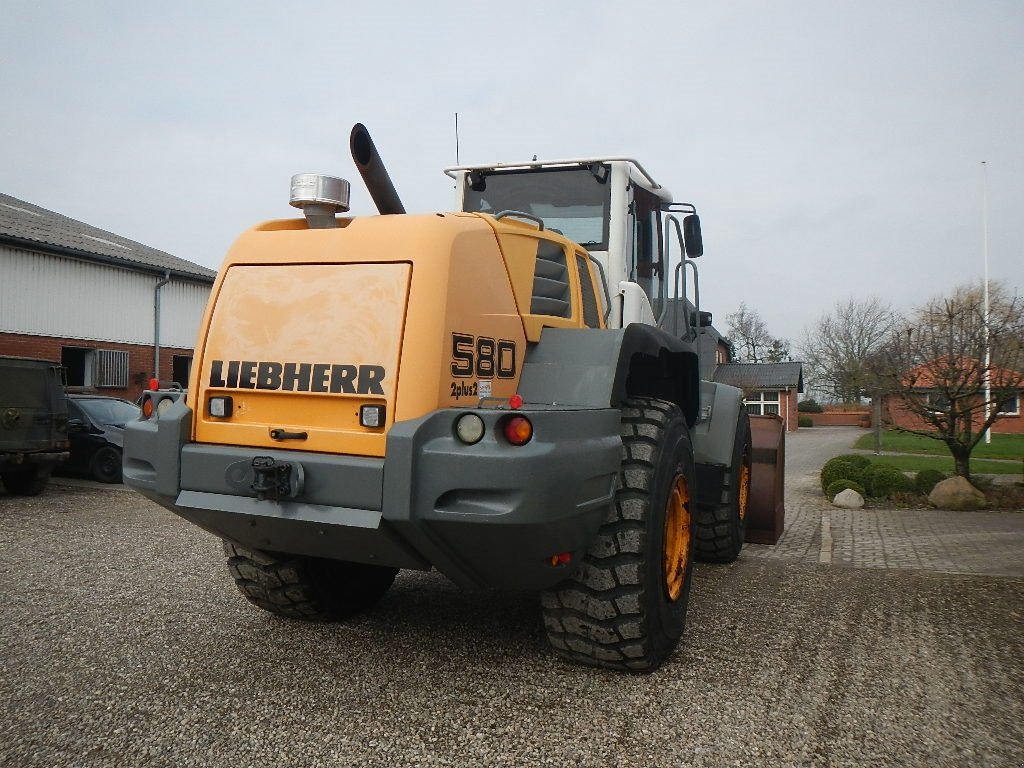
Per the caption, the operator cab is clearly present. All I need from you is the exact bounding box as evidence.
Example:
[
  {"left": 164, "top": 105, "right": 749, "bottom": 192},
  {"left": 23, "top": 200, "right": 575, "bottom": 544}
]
[{"left": 447, "top": 158, "right": 703, "bottom": 333}]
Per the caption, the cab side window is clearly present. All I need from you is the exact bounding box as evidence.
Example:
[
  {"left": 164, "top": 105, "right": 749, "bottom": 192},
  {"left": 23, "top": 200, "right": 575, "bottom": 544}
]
[{"left": 628, "top": 186, "right": 664, "bottom": 316}]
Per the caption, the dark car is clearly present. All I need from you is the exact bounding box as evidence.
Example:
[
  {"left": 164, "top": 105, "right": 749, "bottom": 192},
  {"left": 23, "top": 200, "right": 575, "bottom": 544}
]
[{"left": 63, "top": 395, "right": 140, "bottom": 483}]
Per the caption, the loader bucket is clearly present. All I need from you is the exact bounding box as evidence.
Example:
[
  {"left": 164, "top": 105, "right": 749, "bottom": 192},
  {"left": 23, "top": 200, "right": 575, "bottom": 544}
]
[{"left": 746, "top": 414, "right": 785, "bottom": 544}]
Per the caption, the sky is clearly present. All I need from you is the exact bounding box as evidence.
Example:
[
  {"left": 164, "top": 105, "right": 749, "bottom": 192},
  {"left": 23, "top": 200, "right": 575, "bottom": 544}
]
[{"left": 2, "top": 1, "right": 1021, "bottom": 349}]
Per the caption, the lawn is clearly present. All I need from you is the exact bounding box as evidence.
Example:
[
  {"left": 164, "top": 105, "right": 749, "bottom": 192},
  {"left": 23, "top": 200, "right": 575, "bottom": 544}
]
[
  {"left": 853, "top": 430, "right": 1024, "bottom": 460},
  {"left": 852, "top": 453, "right": 1022, "bottom": 475}
]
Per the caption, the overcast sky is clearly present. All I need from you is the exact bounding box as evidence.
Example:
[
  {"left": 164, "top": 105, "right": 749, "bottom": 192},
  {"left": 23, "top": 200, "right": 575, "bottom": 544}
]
[{"left": 3, "top": 1, "right": 1021, "bottom": 347}]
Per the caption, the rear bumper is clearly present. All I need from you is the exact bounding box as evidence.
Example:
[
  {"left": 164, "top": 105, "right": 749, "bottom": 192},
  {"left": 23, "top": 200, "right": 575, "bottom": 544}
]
[{"left": 124, "top": 399, "right": 621, "bottom": 590}]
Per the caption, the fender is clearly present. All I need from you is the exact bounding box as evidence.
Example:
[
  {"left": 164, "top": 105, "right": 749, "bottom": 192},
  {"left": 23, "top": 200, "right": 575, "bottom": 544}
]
[
  {"left": 517, "top": 325, "right": 701, "bottom": 425},
  {"left": 690, "top": 381, "right": 745, "bottom": 468}
]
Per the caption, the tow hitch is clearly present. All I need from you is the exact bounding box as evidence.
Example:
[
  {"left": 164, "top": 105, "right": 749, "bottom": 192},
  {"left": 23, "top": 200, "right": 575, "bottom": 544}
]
[{"left": 250, "top": 456, "right": 305, "bottom": 501}]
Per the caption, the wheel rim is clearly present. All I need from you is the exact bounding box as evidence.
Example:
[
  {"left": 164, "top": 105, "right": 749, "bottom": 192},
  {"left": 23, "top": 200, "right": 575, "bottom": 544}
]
[
  {"left": 663, "top": 473, "right": 692, "bottom": 602},
  {"left": 96, "top": 449, "right": 119, "bottom": 480},
  {"left": 738, "top": 457, "right": 751, "bottom": 522}
]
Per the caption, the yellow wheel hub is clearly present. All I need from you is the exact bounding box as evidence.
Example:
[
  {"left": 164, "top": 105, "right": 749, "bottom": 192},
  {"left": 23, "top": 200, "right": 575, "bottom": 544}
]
[
  {"left": 663, "top": 474, "right": 692, "bottom": 602},
  {"left": 738, "top": 459, "right": 751, "bottom": 522}
]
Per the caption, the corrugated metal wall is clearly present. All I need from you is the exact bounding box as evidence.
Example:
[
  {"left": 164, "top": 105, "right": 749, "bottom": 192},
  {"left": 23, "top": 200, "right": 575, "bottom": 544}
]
[{"left": 0, "top": 244, "right": 211, "bottom": 348}]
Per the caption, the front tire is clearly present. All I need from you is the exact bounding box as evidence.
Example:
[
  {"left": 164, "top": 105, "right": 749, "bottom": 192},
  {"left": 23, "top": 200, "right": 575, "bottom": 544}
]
[
  {"left": 694, "top": 411, "right": 752, "bottom": 563},
  {"left": 541, "top": 397, "right": 696, "bottom": 672},
  {"left": 224, "top": 542, "right": 398, "bottom": 621}
]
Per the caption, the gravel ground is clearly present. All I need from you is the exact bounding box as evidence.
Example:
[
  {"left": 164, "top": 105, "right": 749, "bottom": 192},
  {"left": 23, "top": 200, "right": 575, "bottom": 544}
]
[{"left": 2, "top": 467, "right": 1023, "bottom": 766}]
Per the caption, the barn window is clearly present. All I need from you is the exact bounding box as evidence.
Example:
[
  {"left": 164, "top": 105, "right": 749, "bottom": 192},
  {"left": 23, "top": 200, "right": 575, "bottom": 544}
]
[
  {"left": 64, "top": 346, "right": 129, "bottom": 389},
  {"left": 94, "top": 350, "right": 129, "bottom": 388}
]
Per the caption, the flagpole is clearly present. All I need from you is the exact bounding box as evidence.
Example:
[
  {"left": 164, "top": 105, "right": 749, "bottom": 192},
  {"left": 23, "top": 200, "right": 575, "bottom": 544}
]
[{"left": 982, "top": 161, "right": 991, "bottom": 445}]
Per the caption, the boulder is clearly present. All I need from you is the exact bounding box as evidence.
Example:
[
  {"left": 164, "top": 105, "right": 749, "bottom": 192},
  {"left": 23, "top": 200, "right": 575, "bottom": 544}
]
[
  {"left": 927, "top": 476, "right": 986, "bottom": 510},
  {"left": 832, "top": 488, "right": 865, "bottom": 509}
]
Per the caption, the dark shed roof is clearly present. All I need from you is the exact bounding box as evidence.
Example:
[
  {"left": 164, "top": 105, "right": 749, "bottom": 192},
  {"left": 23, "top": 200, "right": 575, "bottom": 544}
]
[
  {"left": 713, "top": 361, "right": 804, "bottom": 392},
  {"left": 0, "top": 193, "right": 216, "bottom": 282}
]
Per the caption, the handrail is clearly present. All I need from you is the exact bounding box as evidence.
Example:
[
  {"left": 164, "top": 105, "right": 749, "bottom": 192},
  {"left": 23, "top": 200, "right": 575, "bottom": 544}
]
[
  {"left": 664, "top": 215, "right": 688, "bottom": 331},
  {"left": 494, "top": 210, "right": 544, "bottom": 230}
]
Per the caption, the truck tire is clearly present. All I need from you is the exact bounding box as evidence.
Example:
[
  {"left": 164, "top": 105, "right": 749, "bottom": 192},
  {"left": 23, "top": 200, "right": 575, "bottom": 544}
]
[
  {"left": 695, "top": 410, "right": 752, "bottom": 563},
  {"left": 541, "top": 397, "right": 696, "bottom": 672},
  {"left": 224, "top": 542, "right": 398, "bottom": 621},
  {"left": 1, "top": 466, "right": 52, "bottom": 496}
]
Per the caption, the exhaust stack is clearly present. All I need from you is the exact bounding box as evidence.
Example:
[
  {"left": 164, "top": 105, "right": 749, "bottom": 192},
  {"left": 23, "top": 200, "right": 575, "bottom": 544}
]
[
  {"left": 350, "top": 123, "right": 406, "bottom": 215},
  {"left": 289, "top": 174, "right": 350, "bottom": 229}
]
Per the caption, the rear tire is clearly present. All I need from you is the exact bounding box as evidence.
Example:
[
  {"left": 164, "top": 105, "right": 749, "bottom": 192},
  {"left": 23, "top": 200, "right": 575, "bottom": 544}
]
[
  {"left": 695, "top": 410, "right": 752, "bottom": 563},
  {"left": 90, "top": 446, "right": 123, "bottom": 484},
  {"left": 1, "top": 466, "right": 52, "bottom": 496},
  {"left": 541, "top": 397, "right": 696, "bottom": 672},
  {"left": 224, "top": 542, "right": 398, "bottom": 621}
]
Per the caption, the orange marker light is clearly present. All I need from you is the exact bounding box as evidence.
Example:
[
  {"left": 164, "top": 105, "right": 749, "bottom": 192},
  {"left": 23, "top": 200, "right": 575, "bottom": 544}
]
[
  {"left": 549, "top": 552, "right": 572, "bottom": 566},
  {"left": 502, "top": 415, "right": 533, "bottom": 446},
  {"left": 509, "top": 394, "right": 524, "bottom": 410},
  {"left": 141, "top": 396, "right": 154, "bottom": 419}
]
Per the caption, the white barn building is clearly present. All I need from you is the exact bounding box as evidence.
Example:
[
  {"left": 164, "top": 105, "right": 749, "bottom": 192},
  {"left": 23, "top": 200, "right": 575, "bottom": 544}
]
[{"left": 0, "top": 193, "right": 216, "bottom": 400}]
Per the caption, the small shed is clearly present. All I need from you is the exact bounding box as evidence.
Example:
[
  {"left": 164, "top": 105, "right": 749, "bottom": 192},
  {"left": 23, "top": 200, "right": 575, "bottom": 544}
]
[{"left": 713, "top": 362, "right": 804, "bottom": 431}]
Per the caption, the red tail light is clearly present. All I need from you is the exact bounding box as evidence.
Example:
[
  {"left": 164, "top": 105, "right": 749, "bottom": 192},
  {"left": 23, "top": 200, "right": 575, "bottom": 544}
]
[{"left": 502, "top": 415, "right": 533, "bottom": 446}]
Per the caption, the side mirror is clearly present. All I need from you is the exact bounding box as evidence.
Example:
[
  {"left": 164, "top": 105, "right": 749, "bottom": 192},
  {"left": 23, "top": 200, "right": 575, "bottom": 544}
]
[
  {"left": 67, "top": 418, "right": 88, "bottom": 433},
  {"left": 689, "top": 311, "right": 713, "bottom": 328},
  {"left": 683, "top": 214, "right": 703, "bottom": 258}
]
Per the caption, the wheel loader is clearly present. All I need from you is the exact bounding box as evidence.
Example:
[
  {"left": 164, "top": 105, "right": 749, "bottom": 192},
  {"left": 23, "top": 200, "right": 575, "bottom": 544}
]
[{"left": 124, "top": 124, "right": 781, "bottom": 672}]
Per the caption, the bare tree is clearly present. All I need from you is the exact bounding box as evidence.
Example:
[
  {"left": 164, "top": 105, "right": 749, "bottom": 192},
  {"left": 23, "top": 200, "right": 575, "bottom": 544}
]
[
  {"left": 874, "top": 282, "right": 1024, "bottom": 480},
  {"left": 800, "top": 297, "right": 899, "bottom": 403},
  {"left": 725, "top": 303, "right": 791, "bottom": 363}
]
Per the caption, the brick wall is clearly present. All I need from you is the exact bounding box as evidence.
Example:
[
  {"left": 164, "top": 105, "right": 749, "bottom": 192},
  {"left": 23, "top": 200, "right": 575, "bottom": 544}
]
[
  {"left": 883, "top": 395, "right": 1024, "bottom": 435},
  {"left": 805, "top": 410, "right": 872, "bottom": 428},
  {"left": 0, "top": 331, "right": 193, "bottom": 402}
]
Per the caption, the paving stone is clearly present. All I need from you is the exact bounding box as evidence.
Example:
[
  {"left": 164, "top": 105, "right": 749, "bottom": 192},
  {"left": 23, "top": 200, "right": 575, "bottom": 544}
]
[{"left": 745, "top": 427, "right": 1024, "bottom": 578}]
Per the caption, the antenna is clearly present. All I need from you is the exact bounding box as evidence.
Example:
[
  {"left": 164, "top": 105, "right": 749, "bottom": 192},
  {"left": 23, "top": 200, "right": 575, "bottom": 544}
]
[{"left": 455, "top": 112, "right": 460, "bottom": 165}]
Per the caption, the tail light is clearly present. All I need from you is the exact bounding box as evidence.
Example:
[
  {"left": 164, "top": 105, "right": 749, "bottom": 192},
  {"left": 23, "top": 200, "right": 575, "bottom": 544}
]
[
  {"left": 141, "top": 392, "right": 179, "bottom": 420},
  {"left": 502, "top": 415, "right": 533, "bottom": 446}
]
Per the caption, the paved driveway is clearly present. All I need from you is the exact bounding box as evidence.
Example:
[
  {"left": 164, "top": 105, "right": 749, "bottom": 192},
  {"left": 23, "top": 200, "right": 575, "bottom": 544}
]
[{"left": 746, "top": 427, "right": 1024, "bottom": 577}]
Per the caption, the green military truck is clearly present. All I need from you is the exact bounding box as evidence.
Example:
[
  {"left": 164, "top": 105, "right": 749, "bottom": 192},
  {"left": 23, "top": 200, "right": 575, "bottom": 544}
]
[{"left": 0, "top": 357, "right": 70, "bottom": 495}]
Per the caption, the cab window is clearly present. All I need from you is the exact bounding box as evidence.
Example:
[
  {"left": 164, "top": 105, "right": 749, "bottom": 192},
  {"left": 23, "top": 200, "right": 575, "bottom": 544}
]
[{"left": 629, "top": 186, "right": 664, "bottom": 317}]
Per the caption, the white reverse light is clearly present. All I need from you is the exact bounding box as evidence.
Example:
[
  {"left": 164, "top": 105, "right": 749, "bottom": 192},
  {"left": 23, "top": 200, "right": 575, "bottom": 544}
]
[
  {"left": 360, "top": 404, "right": 385, "bottom": 428},
  {"left": 455, "top": 413, "right": 485, "bottom": 445},
  {"left": 209, "top": 396, "right": 233, "bottom": 418}
]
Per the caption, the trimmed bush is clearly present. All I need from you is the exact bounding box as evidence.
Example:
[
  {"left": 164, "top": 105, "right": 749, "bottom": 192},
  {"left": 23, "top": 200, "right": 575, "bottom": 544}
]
[
  {"left": 826, "top": 479, "right": 866, "bottom": 501},
  {"left": 914, "top": 469, "right": 946, "bottom": 495},
  {"left": 798, "top": 415, "right": 813, "bottom": 427},
  {"left": 798, "top": 399, "right": 824, "bottom": 413},
  {"left": 835, "top": 454, "right": 872, "bottom": 469},
  {"left": 820, "top": 457, "right": 867, "bottom": 494},
  {"left": 864, "top": 464, "right": 913, "bottom": 498}
]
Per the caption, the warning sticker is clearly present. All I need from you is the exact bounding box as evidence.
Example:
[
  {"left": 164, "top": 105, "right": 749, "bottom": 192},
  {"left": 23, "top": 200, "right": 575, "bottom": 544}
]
[{"left": 478, "top": 380, "right": 492, "bottom": 398}]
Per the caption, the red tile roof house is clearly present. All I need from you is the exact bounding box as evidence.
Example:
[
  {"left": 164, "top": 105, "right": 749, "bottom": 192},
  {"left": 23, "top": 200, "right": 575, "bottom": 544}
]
[{"left": 881, "top": 356, "right": 1024, "bottom": 436}]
